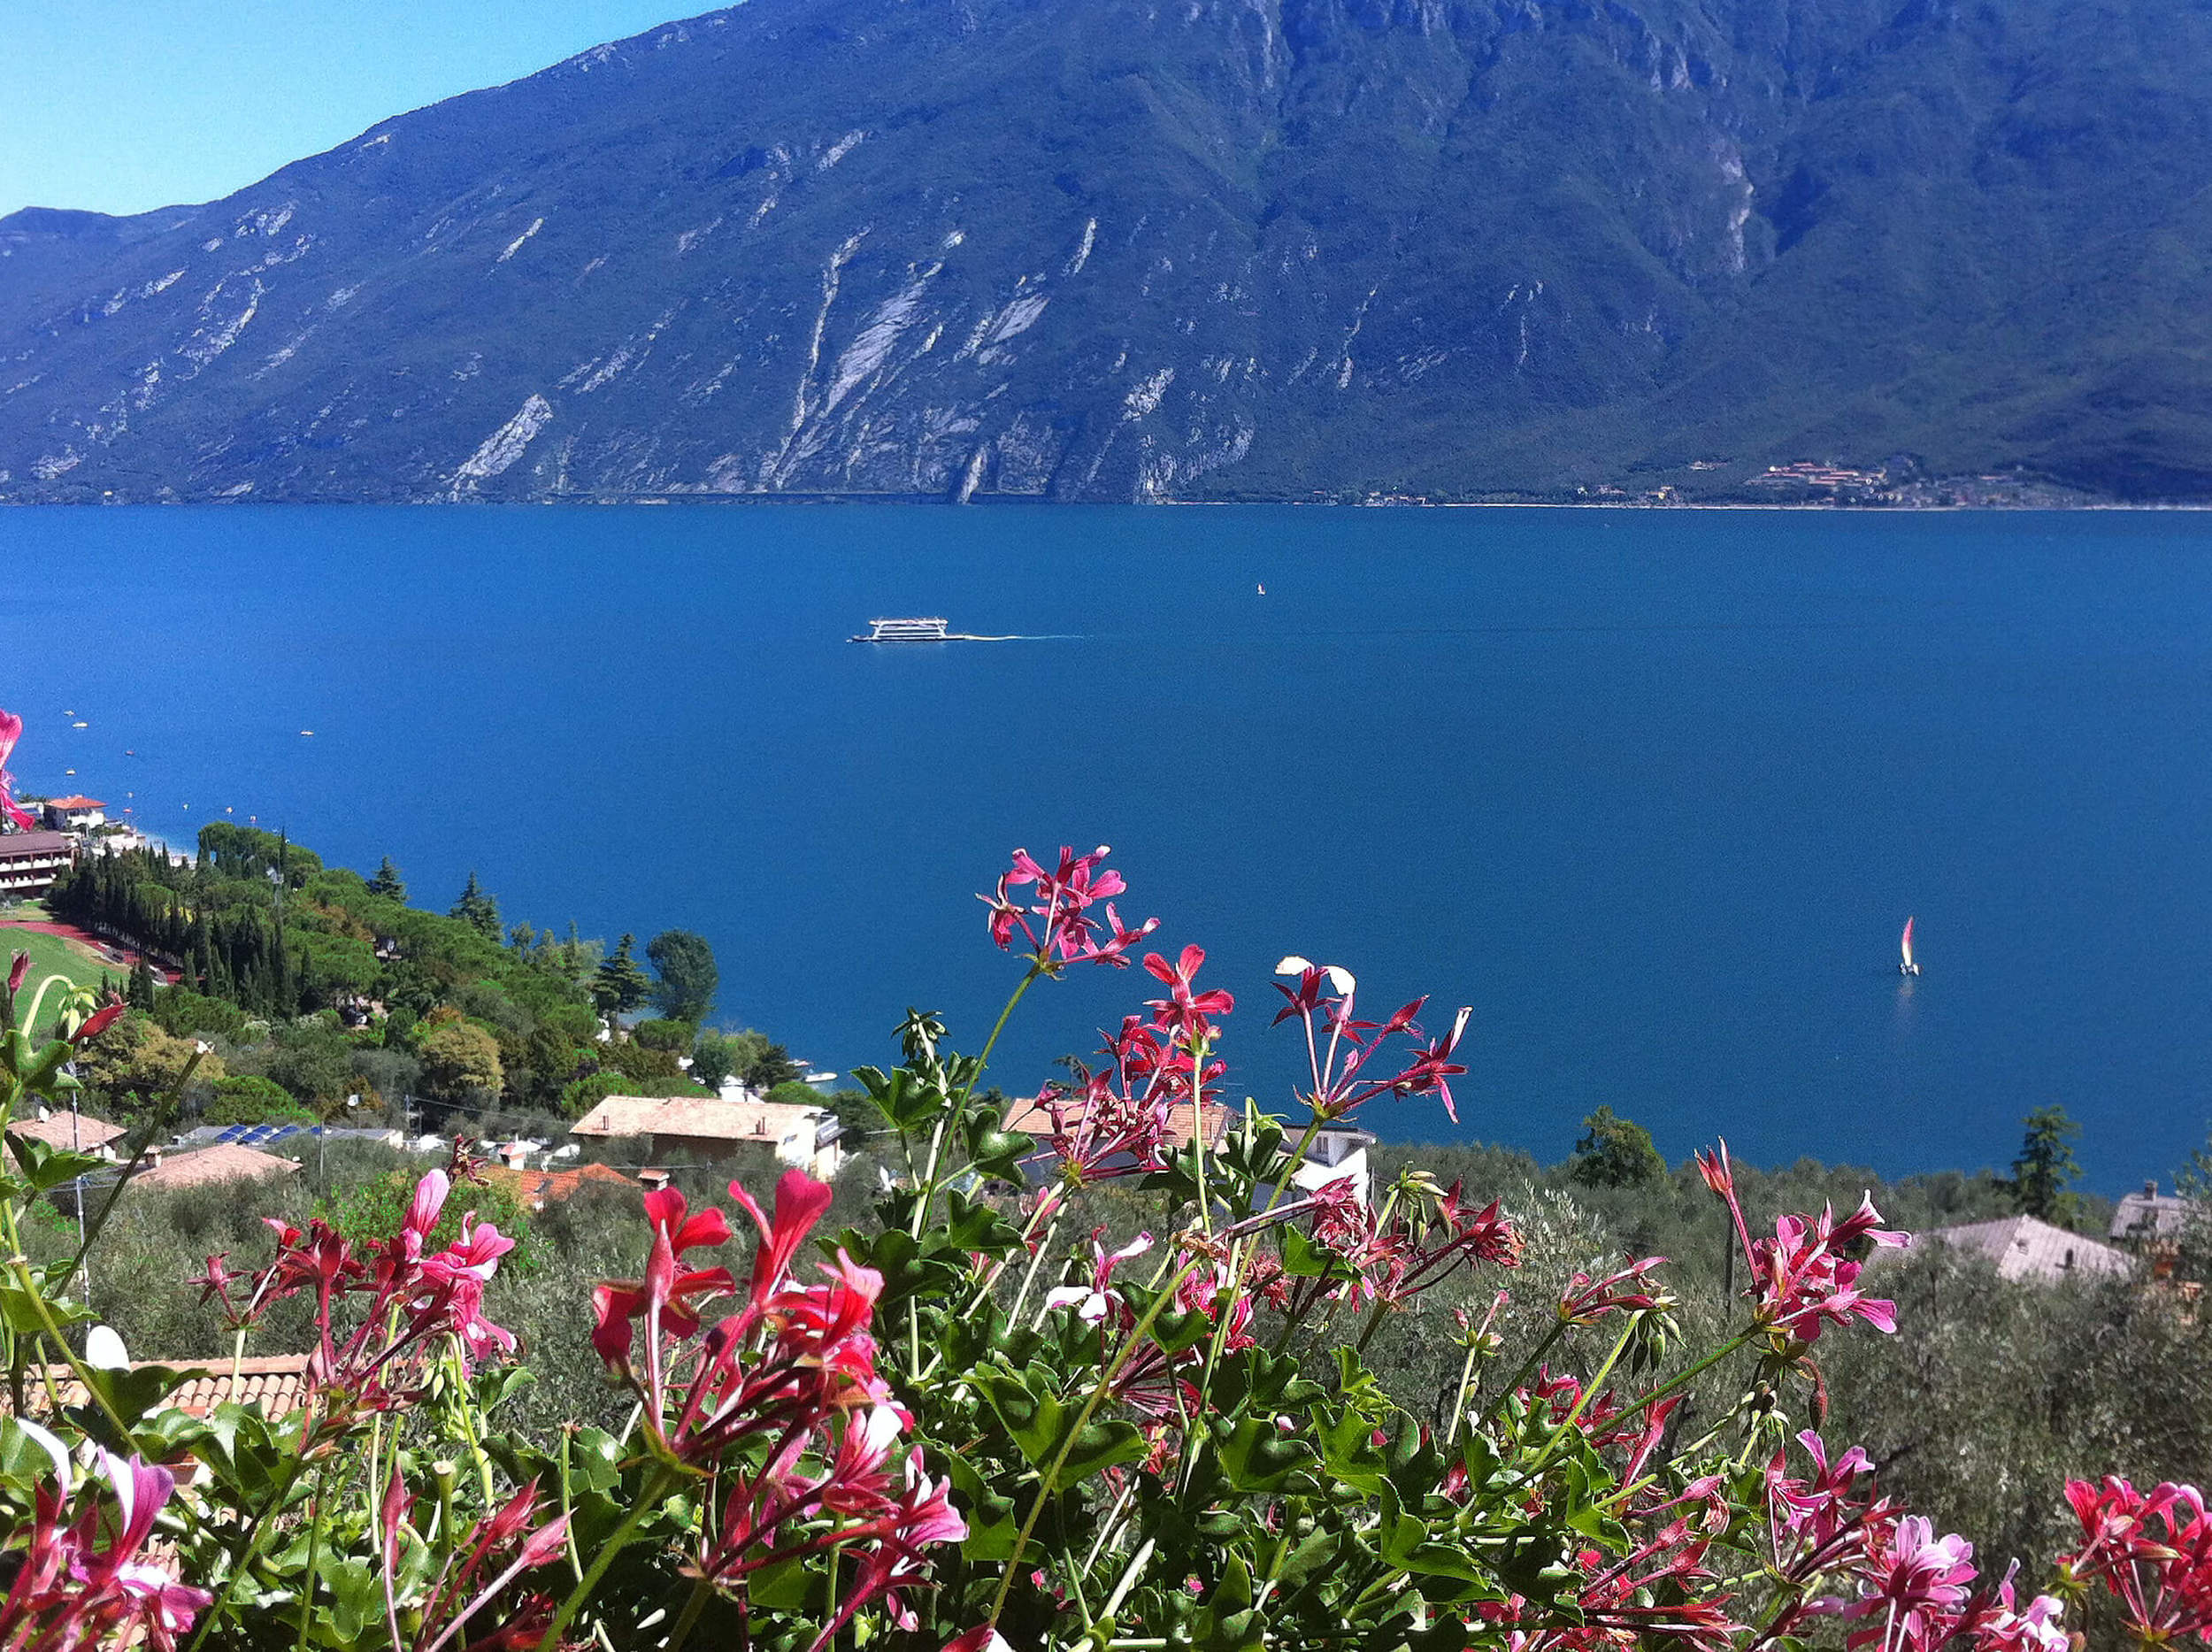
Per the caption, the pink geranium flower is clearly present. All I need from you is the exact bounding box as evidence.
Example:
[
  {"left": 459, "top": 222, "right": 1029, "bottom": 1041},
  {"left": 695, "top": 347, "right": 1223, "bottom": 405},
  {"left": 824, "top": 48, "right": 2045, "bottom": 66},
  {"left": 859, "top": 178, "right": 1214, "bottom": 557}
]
[
  {"left": 980, "top": 844, "right": 1157, "bottom": 970},
  {"left": 0, "top": 709, "right": 37, "bottom": 833}
]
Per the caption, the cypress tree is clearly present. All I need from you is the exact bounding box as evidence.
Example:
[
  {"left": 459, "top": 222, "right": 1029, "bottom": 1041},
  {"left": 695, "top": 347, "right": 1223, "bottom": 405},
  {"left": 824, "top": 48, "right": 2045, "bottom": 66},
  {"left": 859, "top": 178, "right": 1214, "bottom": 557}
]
[
  {"left": 593, "top": 934, "right": 654, "bottom": 1015},
  {"left": 450, "top": 872, "right": 503, "bottom": 941}
]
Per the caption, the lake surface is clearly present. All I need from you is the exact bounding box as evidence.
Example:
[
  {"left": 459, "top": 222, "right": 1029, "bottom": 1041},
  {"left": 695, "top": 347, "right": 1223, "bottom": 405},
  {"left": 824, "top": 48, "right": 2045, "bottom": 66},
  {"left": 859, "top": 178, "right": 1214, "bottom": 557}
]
[{"left": 4, "top": 504, "right": 2209, "bottom": 1192}]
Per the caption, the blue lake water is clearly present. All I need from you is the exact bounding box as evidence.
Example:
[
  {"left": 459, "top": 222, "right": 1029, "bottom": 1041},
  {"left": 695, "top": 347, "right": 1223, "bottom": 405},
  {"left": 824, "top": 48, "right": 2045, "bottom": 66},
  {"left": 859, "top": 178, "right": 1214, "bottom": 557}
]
[{"left": 3, "top": 504, "right": 2209, "bottom": 1192}]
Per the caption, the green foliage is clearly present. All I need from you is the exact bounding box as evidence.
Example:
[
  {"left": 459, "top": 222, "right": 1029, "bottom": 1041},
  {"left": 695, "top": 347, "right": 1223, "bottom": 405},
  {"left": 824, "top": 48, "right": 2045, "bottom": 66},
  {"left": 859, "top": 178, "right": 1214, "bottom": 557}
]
[
  {"left": 204, "top": 1075, "right": 316, "bottom": 1126},
  {"left": 263, "top": 1018, "right": 358, "bottom": 1110},
  {"left": 2013, "top": 1104, "right": 2084, "bottom": 1225},
  {"left": 366, "top": 856, "right": 406, "bottom": 901},
  {"left": 700, "top": 1028, "right": 801, "bottom": 1095},
  {"left": 591, "top": 933, "right": 652, "bottom": 1016},
  {"left": 419, "top": 1020, "right": 503, "bottom": 1104},
  {"left": 318, "top": 1166, "right": 539, "bottom": 1277},
  {"left": 645, "top": 929, "right": 718, "bottom": 1023},
  {"left": 197, "top": 822, "right": 320, "bottom": 886},
  {"left": 1567, "top": 1104, "right": 1665, "bottom": 1188},
  {"left": 150, "top": 986, "right": 245, "bottom": 1041},
  {"left": 631, "top": 1018, "right": 697, "bottom": 1054},
  {"left": 449, "top": 871, "right": 503, "bottom": 941}
]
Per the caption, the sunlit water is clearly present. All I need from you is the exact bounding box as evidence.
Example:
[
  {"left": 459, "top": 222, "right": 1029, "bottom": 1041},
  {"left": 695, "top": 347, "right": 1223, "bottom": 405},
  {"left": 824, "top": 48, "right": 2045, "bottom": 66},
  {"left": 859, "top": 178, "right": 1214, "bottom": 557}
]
[{"left": 4, "top": 503, "right": 2209, "bottom": 1192}]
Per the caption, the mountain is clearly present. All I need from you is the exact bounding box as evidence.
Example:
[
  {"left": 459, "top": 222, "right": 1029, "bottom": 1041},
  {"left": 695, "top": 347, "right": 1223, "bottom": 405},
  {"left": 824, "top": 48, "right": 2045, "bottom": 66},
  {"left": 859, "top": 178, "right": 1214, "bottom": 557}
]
[{"left": 4, "top": 0, "right": 2212, "bottom": 504}]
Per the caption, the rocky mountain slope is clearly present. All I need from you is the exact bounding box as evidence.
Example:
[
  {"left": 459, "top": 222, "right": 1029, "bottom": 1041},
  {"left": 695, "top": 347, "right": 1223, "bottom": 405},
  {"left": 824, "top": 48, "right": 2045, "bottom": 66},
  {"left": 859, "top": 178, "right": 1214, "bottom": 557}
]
[{"left": 4, "top": 0, "right": 2211, "bottom": 503}]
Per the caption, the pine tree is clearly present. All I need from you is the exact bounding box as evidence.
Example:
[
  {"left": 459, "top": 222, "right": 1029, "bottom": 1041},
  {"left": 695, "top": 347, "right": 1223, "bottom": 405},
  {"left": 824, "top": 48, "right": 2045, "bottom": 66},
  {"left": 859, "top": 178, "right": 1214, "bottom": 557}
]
[
  {"left": 367, "top": 857, "right": 407, "bottom": 902},
  {"left": 593, "top": 933, "right": 654, "bottom": 1016},
  {"left": 450, "top": 872, "right": 503, "bottom": 941}
]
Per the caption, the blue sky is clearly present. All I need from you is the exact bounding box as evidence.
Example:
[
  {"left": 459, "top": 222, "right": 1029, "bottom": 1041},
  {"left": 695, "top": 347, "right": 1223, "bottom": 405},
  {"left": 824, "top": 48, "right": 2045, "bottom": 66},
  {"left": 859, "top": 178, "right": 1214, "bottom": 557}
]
[{"left": 1, "top": 1, "right": 703, "bottom": 219}]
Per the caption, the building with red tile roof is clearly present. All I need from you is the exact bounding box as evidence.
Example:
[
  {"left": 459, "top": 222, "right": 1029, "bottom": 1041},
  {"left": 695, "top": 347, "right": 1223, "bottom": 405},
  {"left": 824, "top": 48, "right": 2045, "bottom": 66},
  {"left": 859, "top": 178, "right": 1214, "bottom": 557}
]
[
  {"left": 7, "top": 1356, "right": 311, "bottom": 1421},
  {"left": 131, "top": 1141, "right": 300, "bottom": 1192}
]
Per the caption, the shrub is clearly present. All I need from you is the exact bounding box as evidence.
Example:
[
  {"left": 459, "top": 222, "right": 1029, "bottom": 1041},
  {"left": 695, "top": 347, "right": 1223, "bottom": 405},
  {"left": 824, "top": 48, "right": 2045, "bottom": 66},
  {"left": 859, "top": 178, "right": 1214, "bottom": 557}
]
[
  {"left": 419, "top": 1019, "right": 503, "bottom": 1103},
  {"left": 204, "top": 1074, "right": 317, "bottom": 1126},
  {"left": 150, "top": 988, "right": 246, "bottom": 1041},
  {"left": 632, "top": 1017, "right": 697, "bottom": 1052}
]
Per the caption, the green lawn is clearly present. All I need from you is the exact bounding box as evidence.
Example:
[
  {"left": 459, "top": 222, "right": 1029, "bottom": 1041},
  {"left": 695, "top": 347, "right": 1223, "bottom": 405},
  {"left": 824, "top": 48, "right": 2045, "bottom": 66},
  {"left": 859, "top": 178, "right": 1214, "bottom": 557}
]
[{"left": 0, "top": 920, "right": 119, "bottom": 1025}]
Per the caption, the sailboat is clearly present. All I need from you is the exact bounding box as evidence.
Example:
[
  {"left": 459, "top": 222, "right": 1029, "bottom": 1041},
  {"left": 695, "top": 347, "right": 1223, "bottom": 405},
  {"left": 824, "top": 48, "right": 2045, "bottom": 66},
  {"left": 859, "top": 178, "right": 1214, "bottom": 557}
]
[{"left": 1900, "top": 916, "right": 1921, "bottom": 977}]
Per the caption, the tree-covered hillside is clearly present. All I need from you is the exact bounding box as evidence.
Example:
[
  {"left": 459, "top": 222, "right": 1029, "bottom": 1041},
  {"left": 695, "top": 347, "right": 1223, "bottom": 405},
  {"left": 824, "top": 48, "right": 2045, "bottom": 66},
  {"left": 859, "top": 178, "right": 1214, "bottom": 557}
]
[{"left": 3, "top": 0, "right": 2211, "bottom": 503}]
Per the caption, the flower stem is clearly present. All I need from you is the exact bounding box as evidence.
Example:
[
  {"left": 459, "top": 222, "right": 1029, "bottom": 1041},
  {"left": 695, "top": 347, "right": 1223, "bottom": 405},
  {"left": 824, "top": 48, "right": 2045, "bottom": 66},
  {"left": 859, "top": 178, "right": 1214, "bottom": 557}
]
[
  {"left": 538, "top": 1464, "right": 679, "bottom": 1652},
  {"left": 988, "top": 1259, "right": 1202, "bottom": 1627}
]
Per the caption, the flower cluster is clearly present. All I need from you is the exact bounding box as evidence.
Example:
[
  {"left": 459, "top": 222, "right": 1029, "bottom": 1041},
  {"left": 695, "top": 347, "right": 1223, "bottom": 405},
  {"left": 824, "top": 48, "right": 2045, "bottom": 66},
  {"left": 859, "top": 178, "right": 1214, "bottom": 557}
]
[
  {"left": 0, "top": 1446, "right": 212, "bottom": 1652},
  {"left": 380, "top": 1474, "right": 572, "bottom": 1652},
  {"left": 981, "top": 845, "right": 1157, "bottom": 971},
  {"left": 1744, "top": 1431, "right": 2066, "bottom": 1652},
  {"left": 1271, "top": 956, "right": 1471, "bottom": 1122},
  {"left": 196, "top": 1163, "right": 516, "bottom": 1415},
  {"left": 590, "top": 1170, "right": 965, "bottom": 1645},
  {"left": 1284, "top": 1173, "right": 1522, "bottom": 1313},
  {"left": 0, "top": 710, "right": 36, "bottom": 834},
  {"left": 1697, "top": 1141, "right": 1907, "bottom": 1342},
  {"left": 2059, "top": 1476, "right": 2212, "bottom": 1645}
]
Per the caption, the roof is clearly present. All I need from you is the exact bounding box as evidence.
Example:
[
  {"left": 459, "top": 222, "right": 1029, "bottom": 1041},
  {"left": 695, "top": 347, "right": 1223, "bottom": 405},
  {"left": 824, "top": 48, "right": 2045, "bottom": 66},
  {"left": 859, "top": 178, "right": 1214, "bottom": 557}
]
[
  {"left": 176, "top": 1124, "right": 404, "bottom": 1150},
  {"left": 1922, "top": 1214, "right": 2134, "bottom": 1285},
  {"left": 482, "top": 1162, "right": 636, "bottom": 1210},
  {"left": 1002, "top": 1095, "right": 1231, "bottom": 1157},
  {"left": 0, "top": 831, "right": 72, "bottom": 857},
  {"left": 9, "top": 1111, "right": 127, "bottom": 1150},
  {"left": 569, "top": 1095, "right": 833, "bottom": 1143},
  {"left": 42, "top": 795, "right": 104, "bottom": 810},
  {"left": 4, "top": 1356, "right": 311, "bottom": 1421},
  {"left": 132, "top": 1143, "right": 301, "bottom": 1191},
  {"left": 2111, "top": 1184, "right": 2198, "bottom": 1241}
]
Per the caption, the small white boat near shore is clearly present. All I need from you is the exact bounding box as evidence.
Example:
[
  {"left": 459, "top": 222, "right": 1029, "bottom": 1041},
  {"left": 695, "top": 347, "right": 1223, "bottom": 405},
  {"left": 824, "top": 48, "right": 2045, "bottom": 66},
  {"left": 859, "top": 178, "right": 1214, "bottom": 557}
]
[{"left": 1900, "top": 916, "right": 1921, "bottom": 976}]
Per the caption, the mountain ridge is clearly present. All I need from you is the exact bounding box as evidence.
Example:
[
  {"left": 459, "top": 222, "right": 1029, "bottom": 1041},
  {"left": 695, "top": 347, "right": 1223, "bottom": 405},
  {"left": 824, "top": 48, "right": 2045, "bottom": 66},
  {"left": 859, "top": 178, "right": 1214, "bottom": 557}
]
[{"left": 4, "top": 0, "right": 2210, "bottom": 504}]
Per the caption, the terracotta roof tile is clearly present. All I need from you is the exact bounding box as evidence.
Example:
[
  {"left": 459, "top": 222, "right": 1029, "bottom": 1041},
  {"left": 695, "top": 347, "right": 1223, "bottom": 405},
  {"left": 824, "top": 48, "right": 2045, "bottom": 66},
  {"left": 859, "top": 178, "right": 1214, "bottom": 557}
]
[
  {"left": 1002, "top": 1095, "right": 1229, "bottom": 1155},
  {"left": 569, "top": 1095, "right": 830, "bottom": 1143},
  {"left": 133, "top": 1143, "right": 300, "bottom": 1191},
  {"left": 8, "top": 1112, "right": 127, "bottom": 1150},
  {"left": 483, "top": 1162, "right": 637, "bottom": 1209},
  {"left": 5, "top": 1356, "right": 311, "bottom": 1421}
]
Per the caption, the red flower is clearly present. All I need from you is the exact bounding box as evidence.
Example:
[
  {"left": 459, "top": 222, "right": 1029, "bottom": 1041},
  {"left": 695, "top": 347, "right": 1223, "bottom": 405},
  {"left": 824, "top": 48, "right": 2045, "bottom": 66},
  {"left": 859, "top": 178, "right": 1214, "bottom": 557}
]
[
  {"left": 1271, "top": 957, "right": 1474, "bottom": 1123},
  {"left": 1839, "top": 1516, "right": 1978, "bottom": 1651},
  {"left": 69, "top": 998, "right": 127, "bottom": 1044},
  {"left": 7, "top": 951, "right": 27, "bottom": 997},
  {"left": 0, "top": 710, "right": 36, "bottom": 834},
  {"left": 590, "top": 1183, "right": 735, "bottom": 1368},
  {"left": 1558, "top": 1255, "right": 1671, "bottom": 1325},
  {"left": 1142, "top": 945, "right": 1234, "bottom": 1041},
  {"left": 2059, "top": 1476, "right": 2212, "bottom": 1644},
  {"left": 1699, "top": 1140, "right": 1907, "bottom": 1343},
  {"left": 0, "top": 1450, "right": 213, "bottom": 1652},
  {"left": 981, "top": 845, "right": 1157, "bottom": 970}
]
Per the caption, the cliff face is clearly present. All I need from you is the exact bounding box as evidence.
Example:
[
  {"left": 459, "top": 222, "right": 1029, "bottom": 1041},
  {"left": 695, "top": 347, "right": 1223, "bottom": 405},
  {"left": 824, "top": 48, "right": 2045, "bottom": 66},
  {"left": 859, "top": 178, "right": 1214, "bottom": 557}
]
[{"left": 5, "top": 0, "right": 2212, "bottom": 503}]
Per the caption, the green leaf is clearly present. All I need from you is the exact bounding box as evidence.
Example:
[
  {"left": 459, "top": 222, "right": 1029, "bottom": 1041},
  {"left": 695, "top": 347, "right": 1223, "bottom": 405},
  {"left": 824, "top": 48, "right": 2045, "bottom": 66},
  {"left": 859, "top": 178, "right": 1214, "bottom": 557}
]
[
  {"left": 0, "top": 1281, "right": 88, "bottom": 1336},
  {"left": 942, "top": 1451, "right": 1020, "bottom": 1561},
  {"left": 961, "top": 1113, "right": 1033, "bottom": 1185},
  {"left": 76, "top": 1362, "right": 199, "bottom": 1437},
  {"left": 3, "top": 1132, "right": 104, "bottom": 1194},
  {"left": 324, "top": 1559, "right": 377, "bottom": 1643},
  {"left": 979, "top": 1371, "right": 1146, "bottom": 1487},
  {"left": 1215, "top": 1417, "right": 1315, "bottom": 1494},
  {"left": 749, "top": 1553, "right": 815, "bottom": 1611},
  {"left": 566, "top": 1425, "right": 623, "bottom": 1494},
  {"left": 941, "top": 1187, "right": 1024, "bottom": 1258}
]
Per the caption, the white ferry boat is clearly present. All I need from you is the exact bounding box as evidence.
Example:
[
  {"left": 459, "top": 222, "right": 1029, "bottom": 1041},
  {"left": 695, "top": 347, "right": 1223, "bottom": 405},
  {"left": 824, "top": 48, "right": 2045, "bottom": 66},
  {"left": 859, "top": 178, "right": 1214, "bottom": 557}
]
[{"left": 851, "top": 617, "right": 952, "bottom": 642}]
